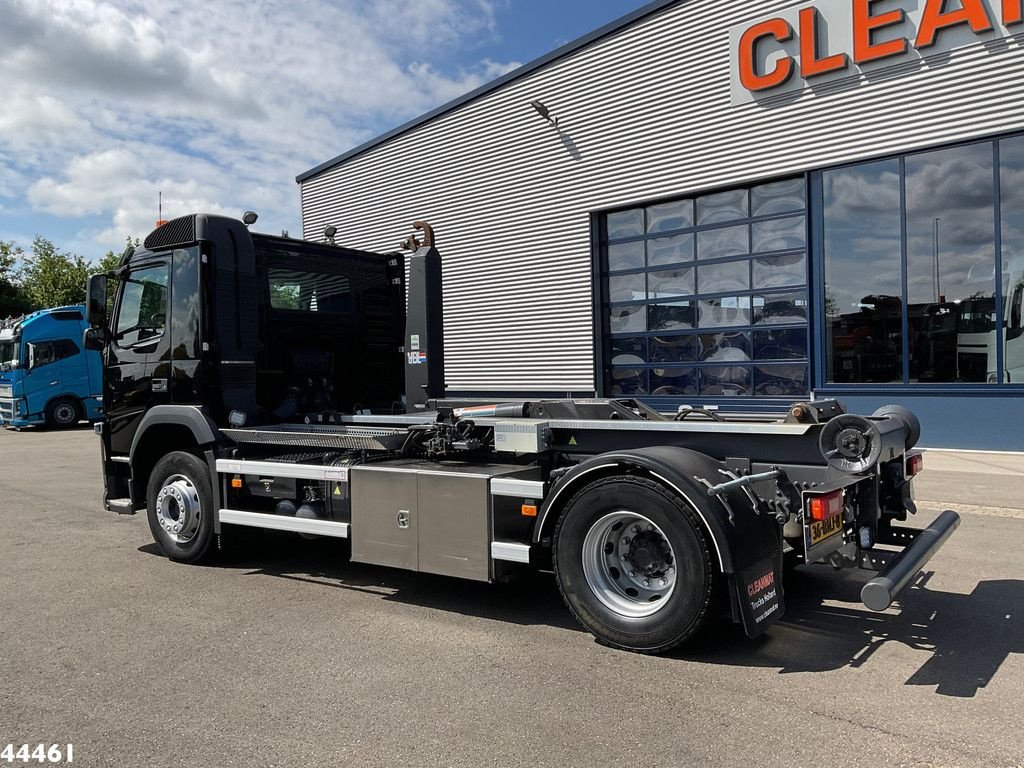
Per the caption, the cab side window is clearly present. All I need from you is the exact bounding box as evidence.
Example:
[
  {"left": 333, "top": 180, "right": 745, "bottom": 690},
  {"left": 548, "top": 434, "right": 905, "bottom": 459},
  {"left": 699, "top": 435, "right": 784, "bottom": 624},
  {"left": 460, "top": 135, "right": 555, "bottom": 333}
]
[
  {"left": 115, "top": 265, "right": 169, "bottom": 347},
  {"left": 32, "top": 339, "right": 79, "bottom": 368}
]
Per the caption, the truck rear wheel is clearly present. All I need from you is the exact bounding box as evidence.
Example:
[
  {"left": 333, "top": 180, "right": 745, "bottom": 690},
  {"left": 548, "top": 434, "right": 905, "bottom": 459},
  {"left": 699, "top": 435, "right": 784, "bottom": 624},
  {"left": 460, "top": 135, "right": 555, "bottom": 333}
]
[
  {"left": 146, "top": 451, "right": 216, "bottom": 564},
  {"left": 553, "top": 475, "right": 718, "bottom": 654},
  {"left": 46, "top": 397, "right": 80, "bottom": 429}
]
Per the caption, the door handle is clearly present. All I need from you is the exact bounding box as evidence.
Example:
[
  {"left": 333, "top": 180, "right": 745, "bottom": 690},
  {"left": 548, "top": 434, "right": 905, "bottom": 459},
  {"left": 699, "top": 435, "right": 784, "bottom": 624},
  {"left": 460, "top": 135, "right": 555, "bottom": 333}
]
[
  {"left": 152, "top": 379, "right": 168, "bottom": 393},
  {"left": 397, "top": 510, "right": 410, "bottom": 529}
]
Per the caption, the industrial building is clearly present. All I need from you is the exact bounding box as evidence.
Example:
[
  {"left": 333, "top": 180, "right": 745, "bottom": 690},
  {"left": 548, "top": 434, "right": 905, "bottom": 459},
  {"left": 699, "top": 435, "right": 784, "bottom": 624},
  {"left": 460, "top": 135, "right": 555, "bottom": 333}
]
[{"left": 298, "top": 0, "right": 1024, "bottom": 450}]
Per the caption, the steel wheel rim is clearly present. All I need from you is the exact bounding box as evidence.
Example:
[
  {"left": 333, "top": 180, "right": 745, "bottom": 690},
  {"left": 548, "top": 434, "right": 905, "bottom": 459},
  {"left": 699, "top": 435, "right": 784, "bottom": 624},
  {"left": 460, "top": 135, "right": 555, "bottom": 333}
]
[
  {"left": 54, "top": 403, "right": 76, "bottom": 424},
  {"left": 581, "top": 511, "right": 677, "bottom": 619},
  {"left": 156, "top": 474, "right": 202, "bottom": 544}
]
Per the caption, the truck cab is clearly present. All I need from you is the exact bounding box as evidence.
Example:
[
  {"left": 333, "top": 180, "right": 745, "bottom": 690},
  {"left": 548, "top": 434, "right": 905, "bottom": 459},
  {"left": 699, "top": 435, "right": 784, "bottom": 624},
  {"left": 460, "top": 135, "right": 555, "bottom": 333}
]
[
  {"left": 956, "top": 258, "right": 1024, "bottom": 382},
  {"left": 0, "top": 306, "right": 103, "bottom": 428}
]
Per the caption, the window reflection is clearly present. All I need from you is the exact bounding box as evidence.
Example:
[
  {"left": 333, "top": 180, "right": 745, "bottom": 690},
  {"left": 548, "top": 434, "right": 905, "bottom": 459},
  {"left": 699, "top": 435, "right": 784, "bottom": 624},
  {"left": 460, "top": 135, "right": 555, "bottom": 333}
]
[
  {"left": 906, "top": 143, "right": 995, "bottom": 383},
  {"left": 647, "top": 201, "right": 693, "bottom": 234},
  {"left": 608, "top": 240, "right": 645, "bottom": 271},
  {"left": 603, "top": 177, "right": 807, "bottom": 399},
  {"left": 1000, "top": 136, "right": 1024, "bottom": 384},
  {"left": 647, "top": 234, "right": 694, "bottom": 267},
  {"left": 823, "top": 160, "right": 904, "bottom": 383},
  {"left": 651, "top": 367, "right": 698, "bottom": 396},
  {"left": 650, "top": 335, "right": 698, "bottom": 363},
  {"left": 607, "top": 209, "right": 644, "bottom": 240}
]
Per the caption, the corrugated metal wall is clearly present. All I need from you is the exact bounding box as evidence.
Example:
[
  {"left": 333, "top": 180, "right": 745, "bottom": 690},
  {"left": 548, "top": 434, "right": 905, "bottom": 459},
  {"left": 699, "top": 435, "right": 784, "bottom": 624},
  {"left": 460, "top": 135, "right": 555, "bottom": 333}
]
[{"left": 300, "top": 0, "right": 1024, "bottom": 394}]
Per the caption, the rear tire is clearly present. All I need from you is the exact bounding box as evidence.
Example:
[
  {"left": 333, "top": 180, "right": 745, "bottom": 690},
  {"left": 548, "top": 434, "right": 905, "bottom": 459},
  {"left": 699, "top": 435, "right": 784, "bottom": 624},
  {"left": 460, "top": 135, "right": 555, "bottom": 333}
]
[
  {"left": 46, "top": 397, "right": 80, "bottom": 429},
  {"left": 553, "top": 475, "right": 719, "bottom": 654},
  {"left": 146, "top": 451, "right": 216, "bottom": 564}
]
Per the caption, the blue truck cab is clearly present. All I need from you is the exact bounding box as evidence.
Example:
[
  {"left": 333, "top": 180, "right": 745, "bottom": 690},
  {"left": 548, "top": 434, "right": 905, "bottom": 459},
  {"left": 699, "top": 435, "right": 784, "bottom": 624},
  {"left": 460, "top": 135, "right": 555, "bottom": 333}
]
[{"left": 0, "top": 305, "right": 103, "bottom": 428}]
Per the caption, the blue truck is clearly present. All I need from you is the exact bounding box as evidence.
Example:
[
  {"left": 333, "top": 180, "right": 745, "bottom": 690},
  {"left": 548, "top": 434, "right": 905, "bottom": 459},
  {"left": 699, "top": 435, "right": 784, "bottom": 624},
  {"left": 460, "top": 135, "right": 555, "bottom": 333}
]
[{"left": 0, "top": 305, "right": 103, "bottom": 428}]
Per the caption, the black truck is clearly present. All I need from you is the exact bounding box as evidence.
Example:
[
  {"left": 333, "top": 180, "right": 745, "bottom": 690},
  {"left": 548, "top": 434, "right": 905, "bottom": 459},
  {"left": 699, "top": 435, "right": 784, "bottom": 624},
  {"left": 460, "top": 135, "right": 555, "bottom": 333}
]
[{"left": 83, "top": 213, "right": 960, "bottom": 654}]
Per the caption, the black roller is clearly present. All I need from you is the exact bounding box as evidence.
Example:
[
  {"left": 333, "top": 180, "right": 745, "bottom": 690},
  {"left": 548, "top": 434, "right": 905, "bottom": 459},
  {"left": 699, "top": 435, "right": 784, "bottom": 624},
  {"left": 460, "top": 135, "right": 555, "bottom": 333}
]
[
  {"left": 818, "top": 414, "right": 883, "bottom": 473},
  {"left": 872, "top": 404, "right": 921, "bottom": 450}
]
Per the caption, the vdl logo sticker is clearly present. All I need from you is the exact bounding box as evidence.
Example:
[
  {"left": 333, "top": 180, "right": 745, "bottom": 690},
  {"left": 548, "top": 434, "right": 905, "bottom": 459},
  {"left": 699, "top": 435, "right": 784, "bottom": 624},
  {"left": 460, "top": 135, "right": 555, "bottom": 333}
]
[{"left": 730, "top": 0, "right": 1024, "bottom": 104}]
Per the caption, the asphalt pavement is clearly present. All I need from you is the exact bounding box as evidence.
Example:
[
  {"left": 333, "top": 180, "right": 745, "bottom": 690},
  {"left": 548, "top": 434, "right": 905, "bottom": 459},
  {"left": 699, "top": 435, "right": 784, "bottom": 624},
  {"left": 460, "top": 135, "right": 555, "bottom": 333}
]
[{"left": 1, "top": 426, "right": 1022, "bottom": 768}]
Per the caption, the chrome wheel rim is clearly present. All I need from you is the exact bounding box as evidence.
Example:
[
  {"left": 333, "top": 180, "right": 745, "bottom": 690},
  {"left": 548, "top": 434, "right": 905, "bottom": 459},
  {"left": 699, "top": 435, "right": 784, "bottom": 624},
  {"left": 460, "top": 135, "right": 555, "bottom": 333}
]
[
  {"left": 581, "top": 511, "right": 677, "bottom": 619},
  {"left": 54, "top": 403, "right": 76, "bottom": 424},
  {"left": 156, "top": 474, "right": 202, "bottom": 544}
]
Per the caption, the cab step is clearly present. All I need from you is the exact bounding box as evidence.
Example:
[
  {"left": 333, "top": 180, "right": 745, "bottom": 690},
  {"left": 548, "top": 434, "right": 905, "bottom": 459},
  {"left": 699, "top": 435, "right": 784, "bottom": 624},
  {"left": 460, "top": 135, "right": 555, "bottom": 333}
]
[{"left": 107, "top": 498, "right": 135, "bottom": 515}]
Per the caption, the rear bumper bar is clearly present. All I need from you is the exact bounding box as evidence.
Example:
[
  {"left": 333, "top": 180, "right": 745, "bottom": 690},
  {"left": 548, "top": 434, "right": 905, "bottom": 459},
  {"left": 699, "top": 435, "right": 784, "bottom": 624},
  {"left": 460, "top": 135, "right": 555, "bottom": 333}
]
[{"left": 861, "top": 510, "right": 961, "bottom": 611}]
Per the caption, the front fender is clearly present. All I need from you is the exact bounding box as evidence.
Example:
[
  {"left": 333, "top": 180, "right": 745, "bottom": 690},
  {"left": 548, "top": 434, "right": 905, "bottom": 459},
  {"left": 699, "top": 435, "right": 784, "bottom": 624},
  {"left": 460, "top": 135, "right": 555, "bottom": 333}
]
[{"left": 534, "top": 446, "right": 782, "bottom": 575}]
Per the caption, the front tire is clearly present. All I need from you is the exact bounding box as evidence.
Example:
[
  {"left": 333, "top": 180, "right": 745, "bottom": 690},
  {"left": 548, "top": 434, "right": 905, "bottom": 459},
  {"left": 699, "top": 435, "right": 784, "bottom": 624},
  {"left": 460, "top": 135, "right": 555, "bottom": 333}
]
[
  {"left": 146, "top": 451, "right": 216, "bottom": 564},
  {"left": 46, "top": 397, "right": 80, "bottom": 429},
  {"left": 553, "top": 475, "right": 719, "bottom": 654}
]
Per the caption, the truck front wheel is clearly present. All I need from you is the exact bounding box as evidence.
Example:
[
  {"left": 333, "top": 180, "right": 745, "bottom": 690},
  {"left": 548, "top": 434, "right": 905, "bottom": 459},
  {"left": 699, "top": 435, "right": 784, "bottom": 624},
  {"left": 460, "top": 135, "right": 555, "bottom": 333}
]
[
  {"left": 146, "top": 451, "right": 216, "bottom": 564},
  {"left": 553, "top": 476, "right": 719, "bottom": 653},
  {"left": 45, "top": 397, "right": 80, "bottom": 429}
]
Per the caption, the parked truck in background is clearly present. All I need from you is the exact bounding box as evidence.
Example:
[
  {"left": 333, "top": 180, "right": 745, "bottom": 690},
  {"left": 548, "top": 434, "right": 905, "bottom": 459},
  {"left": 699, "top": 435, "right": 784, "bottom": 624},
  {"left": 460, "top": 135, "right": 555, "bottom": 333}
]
[
  {"left": 0, "top": 305, "right": 103, "bottom": 428},
  {"left": 82, "top": 214, "right": 961, "bottom": 654},
  {"left": 956, "top": 258, "right": 1024, "bottom": 383}
]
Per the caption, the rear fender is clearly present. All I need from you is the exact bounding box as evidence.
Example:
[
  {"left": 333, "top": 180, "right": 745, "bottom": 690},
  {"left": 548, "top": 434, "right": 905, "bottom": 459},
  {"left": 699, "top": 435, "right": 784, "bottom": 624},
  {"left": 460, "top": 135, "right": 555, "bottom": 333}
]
[{"left": 533, "top": 446, "right": 782, "bottom": 575}]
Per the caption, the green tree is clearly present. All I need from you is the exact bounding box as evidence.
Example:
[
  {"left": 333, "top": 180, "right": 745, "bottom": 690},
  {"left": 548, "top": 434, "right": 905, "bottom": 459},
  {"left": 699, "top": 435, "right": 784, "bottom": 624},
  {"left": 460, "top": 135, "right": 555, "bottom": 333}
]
[
  {"left": 95, "top": 236, "right": 140, "bottom": 275},
  {"left": 0, "top": 241, "right": 31, "bottom": 317},
  {"left": 20, "top": 236, "right": 90, "bottom": 309}
]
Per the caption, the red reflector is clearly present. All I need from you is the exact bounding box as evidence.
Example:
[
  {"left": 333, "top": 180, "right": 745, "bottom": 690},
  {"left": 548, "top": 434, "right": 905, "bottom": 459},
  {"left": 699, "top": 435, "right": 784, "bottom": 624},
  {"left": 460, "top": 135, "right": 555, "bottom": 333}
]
[
  {"left": 906, "top": 454, "right": 924, "bottom": 477},
  {"left": 808, "top": 490, "right": 844, "bottom": 522}
]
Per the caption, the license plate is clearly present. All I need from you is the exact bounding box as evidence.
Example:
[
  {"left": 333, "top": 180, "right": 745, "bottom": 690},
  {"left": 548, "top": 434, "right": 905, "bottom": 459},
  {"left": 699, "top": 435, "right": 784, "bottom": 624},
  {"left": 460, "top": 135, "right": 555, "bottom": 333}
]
[{"left": 808, "top": 514, "right": 844, "bottom": 546}]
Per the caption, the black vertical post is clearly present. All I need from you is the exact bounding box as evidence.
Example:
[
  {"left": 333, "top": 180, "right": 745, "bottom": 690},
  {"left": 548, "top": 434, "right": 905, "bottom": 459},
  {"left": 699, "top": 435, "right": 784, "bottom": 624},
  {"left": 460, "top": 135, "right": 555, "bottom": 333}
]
[{"left": 404, "top": 243, "right": 444, "bottom": 410}]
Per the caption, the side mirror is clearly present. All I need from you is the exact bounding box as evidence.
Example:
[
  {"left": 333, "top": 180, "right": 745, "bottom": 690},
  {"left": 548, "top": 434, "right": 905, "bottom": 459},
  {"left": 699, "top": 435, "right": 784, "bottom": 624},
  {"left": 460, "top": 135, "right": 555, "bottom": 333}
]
[
  {"left": 86, "top": 273, "right": 108, "bottom": 328},
  {"left": 26, "top": 342, "right": 36, "bottom": 372},
  {"left": 83, "top": 326, "right": 109, "bottom": 352}
]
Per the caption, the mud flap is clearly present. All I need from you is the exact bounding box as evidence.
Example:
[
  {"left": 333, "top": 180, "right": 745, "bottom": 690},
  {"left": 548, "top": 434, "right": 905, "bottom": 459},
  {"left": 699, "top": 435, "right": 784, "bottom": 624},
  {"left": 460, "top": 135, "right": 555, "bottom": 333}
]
[{"left": 732, "top": 555, "right": 785, "bottom": 638}]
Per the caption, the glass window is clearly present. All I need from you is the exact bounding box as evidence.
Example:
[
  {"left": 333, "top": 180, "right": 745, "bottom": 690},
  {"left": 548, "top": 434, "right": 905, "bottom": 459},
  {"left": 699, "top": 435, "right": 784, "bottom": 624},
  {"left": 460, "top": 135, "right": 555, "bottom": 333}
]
[
  {"left": 905, "top": 143, "right": 995, "bottom": 383},
  {"left": 608, "top": 273, "right": 646, "bottom": 303},
  {"left": 753, "top": 291, "right": 808, "bottom": 325},
  {"left": 647, "top": 234, "right": 693, "bottom": 267},
  {"left": 754, "top": 329, "right": 807, "bottom": 360},
  {"left": 648, "top": 267, "right": 694, "bottom": 300},
  {"left": 701, "top": 366, "right": 751, "bottom": 397},
  {"left": 753, "top": 215, "right": 806, "bottom": 253},
  {"left": 1000, "top": 136, "right": 1024, "bottom": 384},
  {"left": 608, "top": 240, "right": 645, "bottom": 271},
  {"left": 650, "top": 335, "right": 698, "bottom": 363},
  {"left": 754, "top": 253, "right": 806, "bottom": 289},
  {"left": 699, "top": 296, "right": 751, "bottom": 328},
  {"left": 698, "top": 260, "right": 749, "bottom": 294},
  {"left": 29, "top": 339, "right": 78, "bottom": 368},
  {"left": 115, "top": 265, "right": 169, "bottom": 347},
  {"left": 650, "top": 367, "right": 698, "bottom": 396},
  {"left": 755, "top": 364, "right": 809, "bottom": 396},
  {"left": 752, "top": 179, "right": 806, "bottom": 217},
  {"left": 268, "top": 268, "right": 352, "bottom": 313},
  {"left": 698, "top": 190, "right": 748, "bottom": 225},
  {"left": 699, "top": 332, "right": 751, "bottom": 362},
  {"left": 609, "top": 305, "right": 646, "bottom": 334},
  {"left": 649, "top": 302, "right": 695, "bottom": 332},
  {"left": 601, "top": 178, "right": 808, "bottom": 400},
  {"left": 822, "top": 160, "right": 903, "bottom": 384},
  {"left": 698, "top": 225, "right": 748, "bottom": 260},
  {"left": 607, "top": 209, "right": 644, "bottom": 240},
  {"left": 610, "top": 337, "right": 647, "bottom": 365},
  {"left": 647, "top": 200, "right": 693, "bottom": 234}
]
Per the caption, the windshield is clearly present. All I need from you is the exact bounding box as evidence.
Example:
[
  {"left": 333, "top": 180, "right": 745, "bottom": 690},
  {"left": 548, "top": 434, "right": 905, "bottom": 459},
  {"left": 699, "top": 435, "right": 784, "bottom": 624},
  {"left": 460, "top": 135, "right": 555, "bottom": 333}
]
[
  {"left": 0, "top": 339, "right": 19, "bottom": 371},
  {"left": 957, "top": 297, "right": 998, "bottom": 334}
]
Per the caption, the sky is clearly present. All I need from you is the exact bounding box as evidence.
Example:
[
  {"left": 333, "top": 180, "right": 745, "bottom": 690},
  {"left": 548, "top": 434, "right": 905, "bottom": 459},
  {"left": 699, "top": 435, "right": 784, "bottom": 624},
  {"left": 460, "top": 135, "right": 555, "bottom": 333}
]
[{"left": 0, "top": 0, "right": 648, "bottom": 263}]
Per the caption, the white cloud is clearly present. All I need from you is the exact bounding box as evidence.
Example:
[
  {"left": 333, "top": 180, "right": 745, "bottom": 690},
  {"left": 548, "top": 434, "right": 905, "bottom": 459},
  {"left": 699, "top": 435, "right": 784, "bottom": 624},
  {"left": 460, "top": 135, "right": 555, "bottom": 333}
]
[{"left": 0, "top": 0, "right": 518, "bottom": 253}]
